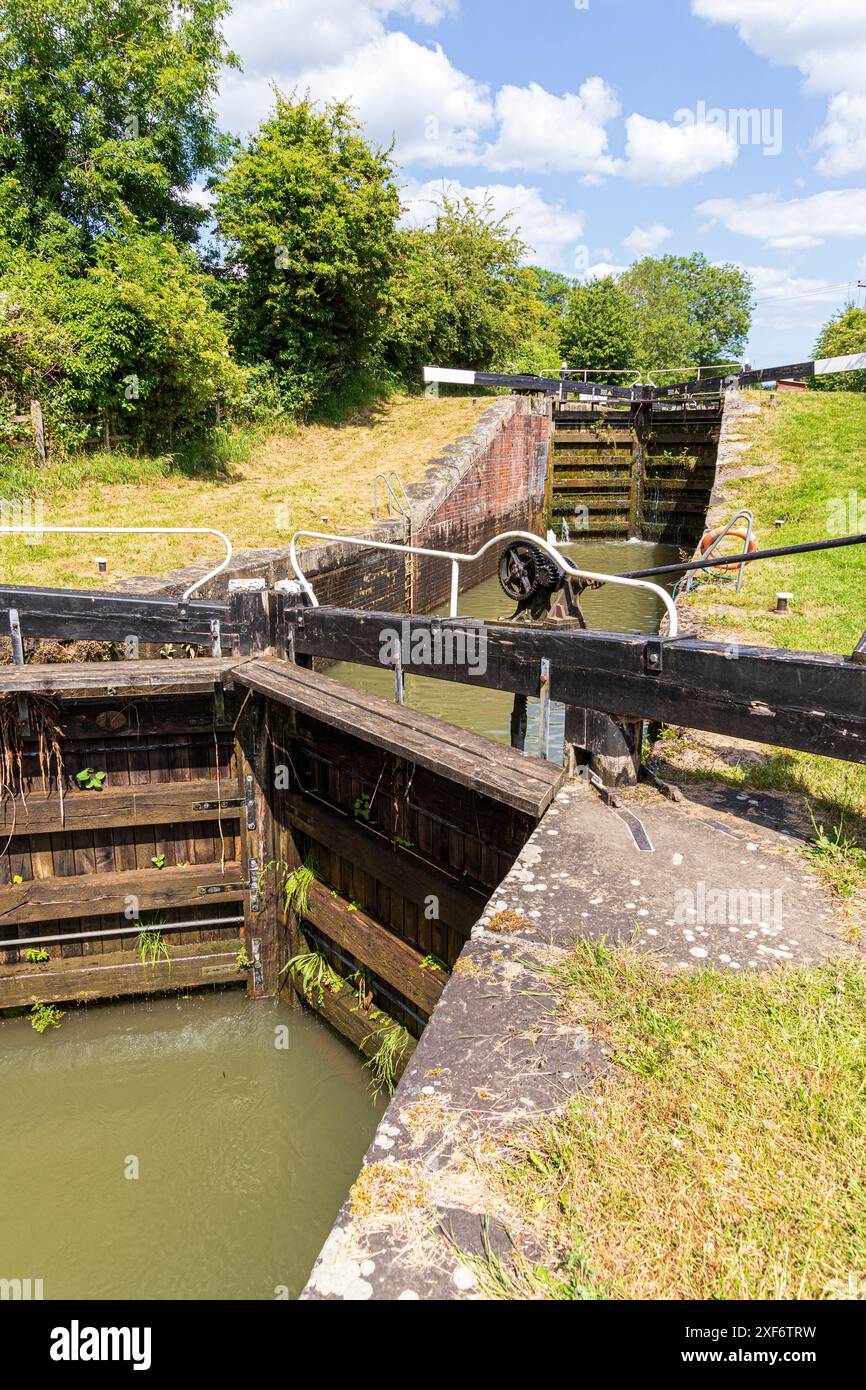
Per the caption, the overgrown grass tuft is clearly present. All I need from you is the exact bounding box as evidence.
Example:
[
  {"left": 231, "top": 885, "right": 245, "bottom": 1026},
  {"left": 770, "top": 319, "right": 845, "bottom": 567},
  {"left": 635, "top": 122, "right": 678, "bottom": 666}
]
[{"left": 486, "top": 940, "right": 866, "bottom": 1300}]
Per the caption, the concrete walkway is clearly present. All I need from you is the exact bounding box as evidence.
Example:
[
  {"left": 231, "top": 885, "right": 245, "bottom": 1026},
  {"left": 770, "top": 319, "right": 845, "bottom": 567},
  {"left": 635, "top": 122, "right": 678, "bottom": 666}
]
[{"left": 478, "top": 777, "right": 850, "bottom": 971}]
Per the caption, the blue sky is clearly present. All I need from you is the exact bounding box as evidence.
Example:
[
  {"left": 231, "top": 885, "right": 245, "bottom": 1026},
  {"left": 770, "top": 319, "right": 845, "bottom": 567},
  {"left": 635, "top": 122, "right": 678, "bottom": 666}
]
[{"left": 214, "top": 0, "right": 866, "bottom": 366}]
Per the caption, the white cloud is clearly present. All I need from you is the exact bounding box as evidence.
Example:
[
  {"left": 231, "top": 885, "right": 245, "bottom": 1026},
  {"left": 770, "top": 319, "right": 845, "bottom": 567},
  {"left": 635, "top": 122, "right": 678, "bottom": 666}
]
[
  {"left": 622, "top": 223, "right": 672, "bottom": 255},
  {"left": 581, "top": 262, "right": 628, "bottom": 280},
  {"left": 692, "top": 1, "right": 866, "bottom": 95},
  {"left": 622, "top": 113, "right": 737, "bottom": 185},
  {"left": 219, "top": 0, "right": 470, "bottom": 143},
  {"left": 401, "top": 178, "right": 585, "bottom": 271},
  {"left": 699, "top": 187, "right": 866, "bottom": 248},
  {"left": 482, "top": 78, "right": 620, "bottom": 177},
  {"left": 693, "top": 1, "right": 866, "bottom": 177},
  {"left": 224, "top": 0, "right": 456, "bottom": 73},
  {"left": 815, "top": 94, "right": 866, "bottom": 176},
  {"left": 746, "top": 263, "right": 852, "bottom": 335}
]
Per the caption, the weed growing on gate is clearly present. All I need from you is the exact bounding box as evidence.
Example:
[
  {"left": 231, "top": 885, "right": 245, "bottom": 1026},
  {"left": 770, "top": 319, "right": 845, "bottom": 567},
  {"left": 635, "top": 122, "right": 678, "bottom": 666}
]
[
  {"left": 281, "top": 950, "right": 344, "bottom": 1008},
  {"left": 30, "top": 1002, "right": 64, "bottom": 1033},
  {"left": 362, "top": 1014, "right": 412, "bottom": 1098},
  {"left": 136, "top": 921, "right": 170, "bottom": 971}
]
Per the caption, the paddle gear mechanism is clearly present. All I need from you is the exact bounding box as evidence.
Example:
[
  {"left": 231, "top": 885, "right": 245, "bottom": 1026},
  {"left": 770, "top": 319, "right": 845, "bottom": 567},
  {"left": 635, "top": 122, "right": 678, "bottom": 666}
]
[{"left": 498, "top": 539, "right": 593, "bottom": 622}]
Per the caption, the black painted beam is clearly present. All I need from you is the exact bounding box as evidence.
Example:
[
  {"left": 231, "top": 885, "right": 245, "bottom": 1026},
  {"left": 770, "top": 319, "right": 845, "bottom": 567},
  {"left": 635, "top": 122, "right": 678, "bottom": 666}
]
[
  {"left": 287, "top": 607, "right": 866, "bottom": 764},
  {"left": 0, "top": 584, "right": 235, "bottom": 647}
]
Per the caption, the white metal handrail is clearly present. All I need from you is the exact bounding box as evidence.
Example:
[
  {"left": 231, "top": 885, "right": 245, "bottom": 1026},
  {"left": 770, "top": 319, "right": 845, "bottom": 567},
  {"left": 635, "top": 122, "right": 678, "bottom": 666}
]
[
  {"left": 288, "top": 528, "right": 679, "bottom": 636},
  {"left": 0, "top": 525, "right": 233, "bottom": 602}
]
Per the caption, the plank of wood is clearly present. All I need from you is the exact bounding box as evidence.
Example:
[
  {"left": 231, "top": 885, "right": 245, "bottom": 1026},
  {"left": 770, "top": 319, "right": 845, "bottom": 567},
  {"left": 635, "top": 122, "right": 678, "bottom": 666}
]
[
  {"left": 233, "top": 657, "right": 563, "bottom": 816},
  {"left": 287, "top": 609, "right": 866, "bottom": 765},
  {"left": 282, "top": 792, "right": 486, "bottom": 934},
  {"left": 0, "top": 861, "right": 245, "bottom": 924},
  {"left": 0, "top": 779, "right": 242, "bottom": 835},
  {"left": 289, "top": 965, "right": 417, "bottom": 1073},
  {"left": 0, "top": 939, "right": 243, "bottom": 1007},
  {"left": 0, "top": 658, "right": 239, "bottom": 695},
  {"left": 305, "top": 880, "right": 446, "bottom": 1015},
  {"left": 0, "top": 585, "right": 235, "bottom": 647}
]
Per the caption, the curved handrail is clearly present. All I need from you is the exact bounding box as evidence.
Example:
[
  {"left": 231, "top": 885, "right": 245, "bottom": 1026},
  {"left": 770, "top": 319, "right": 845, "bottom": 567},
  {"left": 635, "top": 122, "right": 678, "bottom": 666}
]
[
  {"left": 0, "top": 525, "right": 233, "bottom": 602},
  {"left": 288, "top": 528, "right": 679, "bottom": 636}
]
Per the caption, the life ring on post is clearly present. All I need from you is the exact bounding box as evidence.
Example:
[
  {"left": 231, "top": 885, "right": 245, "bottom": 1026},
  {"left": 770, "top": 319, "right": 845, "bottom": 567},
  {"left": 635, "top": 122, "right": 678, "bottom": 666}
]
[{"left": 699, "top": 526, "right": 758, "bottom": 574}]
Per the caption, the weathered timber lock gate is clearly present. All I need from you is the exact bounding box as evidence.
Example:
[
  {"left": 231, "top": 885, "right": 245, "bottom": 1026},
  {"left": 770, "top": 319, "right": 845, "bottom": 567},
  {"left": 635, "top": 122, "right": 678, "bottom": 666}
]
[{"left": 2, "top": 581, "right": 865, "bottom": 1071}]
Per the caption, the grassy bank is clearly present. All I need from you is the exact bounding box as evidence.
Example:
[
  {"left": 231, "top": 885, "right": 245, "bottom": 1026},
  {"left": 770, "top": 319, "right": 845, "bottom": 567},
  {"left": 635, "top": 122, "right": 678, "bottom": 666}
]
[
  {"left": 663, "top": 389, "right": 866, "bottom": 897},
  {"left": 0, "top": 394, "right": 485, "bottom": 588},
  {"left": 479, "top": 942, "right": 866, "bottom": 1300}
]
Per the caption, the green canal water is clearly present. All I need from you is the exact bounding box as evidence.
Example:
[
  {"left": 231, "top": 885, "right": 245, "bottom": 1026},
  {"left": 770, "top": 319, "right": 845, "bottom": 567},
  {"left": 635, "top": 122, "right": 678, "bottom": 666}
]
[
  {"left": 0, "top": 990, "right": 382, "bottom": 1299},
  {"left": 331, "top": 538, "right": 679, "bottom": 760}
]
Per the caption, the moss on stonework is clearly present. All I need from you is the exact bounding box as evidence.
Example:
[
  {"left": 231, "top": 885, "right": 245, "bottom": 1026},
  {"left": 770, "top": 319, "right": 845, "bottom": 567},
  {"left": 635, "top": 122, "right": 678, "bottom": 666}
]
[{"left": 487, "top": 910, "right": 534, "bottom": 935}]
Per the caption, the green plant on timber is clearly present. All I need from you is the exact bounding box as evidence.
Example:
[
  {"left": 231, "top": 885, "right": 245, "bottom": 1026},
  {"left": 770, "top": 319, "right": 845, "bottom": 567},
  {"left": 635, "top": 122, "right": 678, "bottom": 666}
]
[
  {"left": 420, "top": 954, "right": 445, "bottom": 973},
  {"left": 30, "top": 1002, "right": 64, "bottom": 1033},
  {"left": 236, "top": 946, "right": 251, "bottom": 970},
  {"left": 25, "top": 948, "right": 49, "bottom": 963},
  {"left": 281, "top": 950, "right": 344, "bottom": 1008},
  {"left": 267, "top": 854, "right": 317, "bottom": 920},
  {"left": 151, "top": 854, "right": 166, "bottom": 870},
  {"left": 136, "top": 928, "right": 170, "bottom": 971},
  {"left": 363, "top": 1012, "right": 412, "bottom": 1099},
  {"left": 75, "top": 767, "right": 106, "bottom": 791},
  {"left": 353, "top": 794, "right": 372, "bottom": 822}
]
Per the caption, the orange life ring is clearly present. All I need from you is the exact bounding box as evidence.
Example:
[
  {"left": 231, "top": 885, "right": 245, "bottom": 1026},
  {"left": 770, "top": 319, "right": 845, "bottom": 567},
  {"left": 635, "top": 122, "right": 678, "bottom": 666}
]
[{"left": 699, "top": 527, "right": 758, "bottom": 573}]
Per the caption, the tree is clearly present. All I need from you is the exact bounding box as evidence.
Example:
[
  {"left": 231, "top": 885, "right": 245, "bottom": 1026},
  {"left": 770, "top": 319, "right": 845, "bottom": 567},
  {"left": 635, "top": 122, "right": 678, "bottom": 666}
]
[
  {"left": 0, "top": 231, "right": 244, "bottom": 450},
  {"left": 213, "top": 93, "right": 400, "bottom": 412},
  {"left": 0, "top": 0, "right": 234, "bottom": 251},
  {"left": 525, "top": 266, "right": 573, "bottom": 314},
  {"left": 813, "top": 305, "right": 866, "bottom": 392},
  {"left": 385, "top": 192, "right": 535, "bottom": 383},
  {"left": 620, "top": 254, "right": 752, "bottom": 373},
  {"left": 620, "top": 258, "right": 700, "bottom": 372},
  {"left": 559, "top": 276, "right": 638, "bottom": 377}
]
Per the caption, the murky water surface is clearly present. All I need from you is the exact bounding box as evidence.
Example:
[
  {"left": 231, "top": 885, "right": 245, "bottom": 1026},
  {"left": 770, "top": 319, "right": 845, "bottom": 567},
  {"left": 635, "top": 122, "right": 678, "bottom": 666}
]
[
  {"left": 0, "top": 990, "right": 381, "bottom": 1299},
  {"left": 331, "top": 539, "right": 679, "bottom": 759}
]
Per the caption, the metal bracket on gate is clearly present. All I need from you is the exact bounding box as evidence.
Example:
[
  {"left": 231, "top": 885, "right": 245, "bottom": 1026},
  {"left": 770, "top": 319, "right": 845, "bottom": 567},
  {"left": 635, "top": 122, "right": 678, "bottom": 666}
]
[
  {"left": 250, "top": 937, "right": 264, "bottom": 993},
  {"left": 192, "top": 797, "right": 244, "bottom": 812},
  {"left": 643, "top": 638, "right": 664, "bottom": 674},
  {"left": 244, "top": 772, "right": 257, "bottom": 822},
  {"left": 197, "top": 881, "right": 247, "bottom": 895},
  {"left": 248, "top": 857, "right": 261, "bottom": 913},
  {"left": 8, "top": 608, "right": 31, "bottom": 736}
]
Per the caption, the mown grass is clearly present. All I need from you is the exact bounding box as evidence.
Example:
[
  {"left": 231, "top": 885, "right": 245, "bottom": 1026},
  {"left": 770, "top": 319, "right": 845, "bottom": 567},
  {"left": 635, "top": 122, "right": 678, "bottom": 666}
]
[
  {"left": 481, "top": 940, "right": 866, "bottom": 1300},
  {"left": 676, "top": 389, "right": 866, "bottom": 894},
  {"left": 0, "top": 394, "right": 486, "bottom": 588}
]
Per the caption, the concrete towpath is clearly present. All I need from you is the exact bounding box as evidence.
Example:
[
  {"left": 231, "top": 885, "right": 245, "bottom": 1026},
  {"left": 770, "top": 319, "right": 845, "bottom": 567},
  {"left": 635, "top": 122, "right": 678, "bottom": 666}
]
[{"left": 477, "top": 777, "right": 851, "bottom": 971}]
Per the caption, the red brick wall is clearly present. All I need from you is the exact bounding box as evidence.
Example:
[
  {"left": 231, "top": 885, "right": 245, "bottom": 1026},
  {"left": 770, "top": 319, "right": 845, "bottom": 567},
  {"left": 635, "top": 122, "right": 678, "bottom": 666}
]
[{"left": 413, "top": 399, "right": 549, "bottom": 611}]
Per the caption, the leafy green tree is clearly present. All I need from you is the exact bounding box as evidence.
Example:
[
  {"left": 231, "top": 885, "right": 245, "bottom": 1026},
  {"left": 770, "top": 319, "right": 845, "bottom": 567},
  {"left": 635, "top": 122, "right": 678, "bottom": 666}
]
[
  {"left": 525, "top": 266, "right": 573, "bottom": 314},
  {"left": 213, "top": 94, "right": 400, "bottom": 412},
  {"left": 559, "top": 276, "right": 638, "bottom": 378},
  {"left": 620, "top": 258, "right": 700, "bottom": 372},
  {"left": 0, "top": 231, "right": 244, "bottom": 450},
  {"left": 620, "top": 253, "right": 752, "bottom": 373},
  {"left": 385, "top": 193, "right": 535, "bottom": 382},
  {"left": 0, "top": 0, "right": 234, "bottom": 250},
  {"left": 813, "top": 305, "right": 866, "bottom": 392}
]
